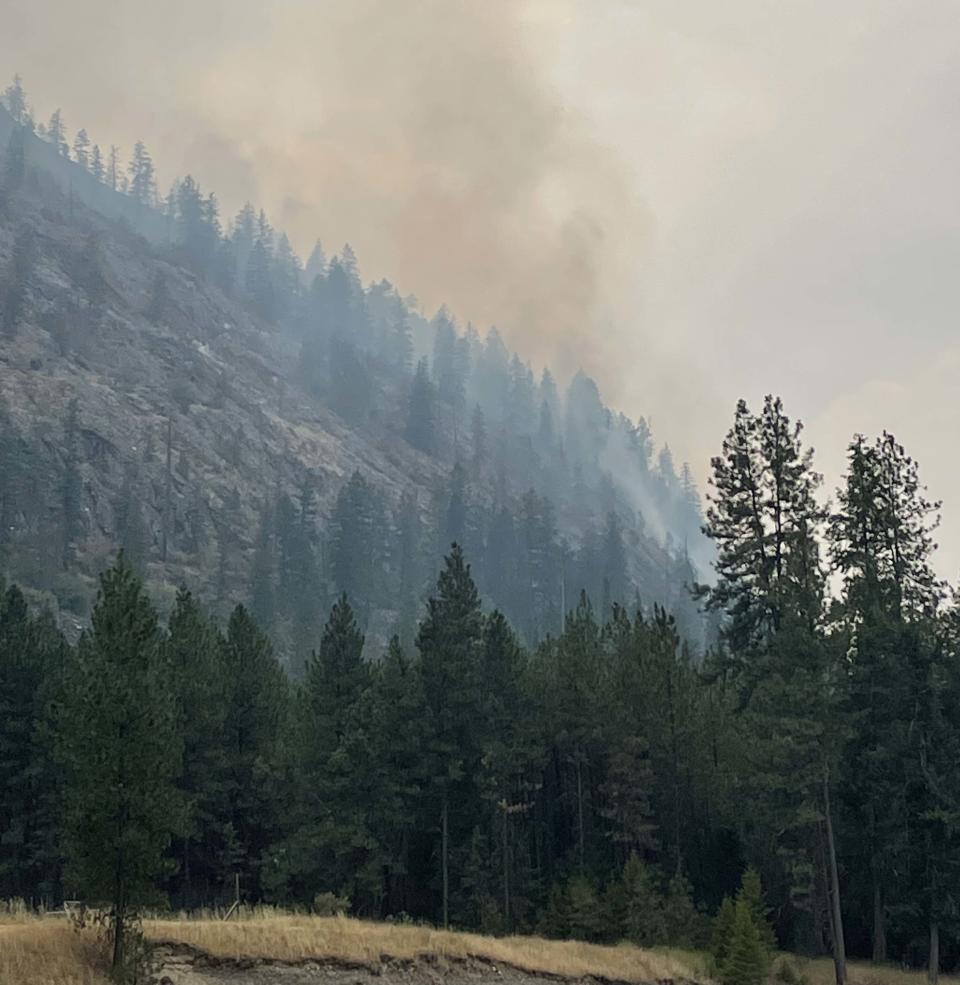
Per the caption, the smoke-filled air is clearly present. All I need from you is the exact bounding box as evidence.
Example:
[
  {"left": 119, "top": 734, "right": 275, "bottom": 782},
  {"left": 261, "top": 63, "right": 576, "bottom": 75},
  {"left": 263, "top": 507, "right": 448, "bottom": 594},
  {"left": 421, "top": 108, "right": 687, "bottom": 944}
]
[{"left": 3, "top": 4, "right": 960, "bottom": 985}]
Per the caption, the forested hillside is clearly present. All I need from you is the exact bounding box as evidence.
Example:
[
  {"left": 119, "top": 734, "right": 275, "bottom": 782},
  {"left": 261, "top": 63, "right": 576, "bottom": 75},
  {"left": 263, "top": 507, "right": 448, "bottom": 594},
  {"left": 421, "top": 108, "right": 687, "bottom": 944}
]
[
  {"left": 0, "top": 77, "right": 707, "bottom": 668},
  {"left": 5, "top": 72, "right": 960, "bottom": 985}
]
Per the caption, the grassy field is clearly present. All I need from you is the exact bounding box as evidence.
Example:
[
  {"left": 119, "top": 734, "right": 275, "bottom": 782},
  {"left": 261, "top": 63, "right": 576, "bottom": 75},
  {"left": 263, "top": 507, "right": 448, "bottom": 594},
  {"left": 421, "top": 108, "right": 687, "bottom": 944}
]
[
  {"left": 0, "top": 920, "right": 108, "bottom": 985},
  {"left": 144, "top": 910, "right": 694, "bottom": 981},
  {"left": 2, "top": 906, "right": 959, "bottom": 985}
]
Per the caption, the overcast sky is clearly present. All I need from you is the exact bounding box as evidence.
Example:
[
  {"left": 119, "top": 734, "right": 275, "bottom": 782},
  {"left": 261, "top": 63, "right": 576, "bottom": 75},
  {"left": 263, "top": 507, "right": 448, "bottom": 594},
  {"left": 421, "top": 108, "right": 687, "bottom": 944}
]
[{"left": 5, "top": 1, "right": 960, "bottom": 575}]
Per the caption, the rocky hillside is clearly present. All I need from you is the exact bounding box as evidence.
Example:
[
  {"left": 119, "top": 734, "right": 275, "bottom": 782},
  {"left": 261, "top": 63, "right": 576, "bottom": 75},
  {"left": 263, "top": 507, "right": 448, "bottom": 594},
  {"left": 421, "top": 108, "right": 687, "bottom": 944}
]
[{"left": 0, "top": 101, "right": 709, "bottom": 662}]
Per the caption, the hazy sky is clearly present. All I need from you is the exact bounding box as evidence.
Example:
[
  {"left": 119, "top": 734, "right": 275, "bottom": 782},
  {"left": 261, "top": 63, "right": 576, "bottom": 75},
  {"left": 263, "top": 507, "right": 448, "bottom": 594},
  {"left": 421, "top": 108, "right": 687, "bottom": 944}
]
[{"left": 5, "top": 1, "right": 960, "bottom": 575}]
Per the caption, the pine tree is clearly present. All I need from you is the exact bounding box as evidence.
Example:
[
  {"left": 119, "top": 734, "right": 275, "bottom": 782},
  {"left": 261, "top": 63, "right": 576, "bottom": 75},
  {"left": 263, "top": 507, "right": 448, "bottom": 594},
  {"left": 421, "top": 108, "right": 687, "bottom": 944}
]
[
  {"left": 2, "top": 74, "right": 27, "bottom": 124},
  {"left": 165, "top": 589, "right": 230, "bottom": 907},
  {"left": 712, "top": 896, "right": 738, "bottom": 971},
  {"left": 62, "top": 556, "right": 181, "bottom": 970},
  {"left": 619, "top": 853, "right": 667, "bottom": 946},
  {"left": 90, "top": 144, "right": 104, "bottom": 183},
  {"left": 721, "top": 899, "right": 769, "bottom": 985},
  {"left": 700, "top": 396, "right": 846, "bottom": 985},
  {"left": 736, "top": 866, "right": 777, "bottom": 955},
  {"left": 46, "top": 109, "right": 68, "bottom": 157},
  {"left": 0, "top": 585, "right": 69, "bottom": 903},
  {"left": 4, "top": 125, "right": 26, "bottom": 192},
  {"left": 829, "top": 432, "right": 944, "bottom": 964},
  {"left": 107, "top": 145, "right": 121, "bottom": 192},
  {"left": 221, "top": 605, "right": 288, "bottom": 900},
  {"left": 405, "top": 358, "right": 435, "bottom": 454},
  {"left": 127, "top": 140, "right": 155, "bottom": 206},
  {"left": 72, "top": 128, "right": 90, "bottom": 170},
  {"left": 417, "top": 544, "right": 484, "bottom": 927}
]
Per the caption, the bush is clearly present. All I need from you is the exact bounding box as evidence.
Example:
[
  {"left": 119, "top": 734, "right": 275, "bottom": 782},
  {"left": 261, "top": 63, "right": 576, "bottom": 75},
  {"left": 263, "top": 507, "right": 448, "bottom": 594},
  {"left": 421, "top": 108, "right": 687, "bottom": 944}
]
[
  {"left": 774, "top": 957, "right": 808, "bottom": 985},
  {"left": 312, "top": 891, "right": 351, "bottom": 916}
]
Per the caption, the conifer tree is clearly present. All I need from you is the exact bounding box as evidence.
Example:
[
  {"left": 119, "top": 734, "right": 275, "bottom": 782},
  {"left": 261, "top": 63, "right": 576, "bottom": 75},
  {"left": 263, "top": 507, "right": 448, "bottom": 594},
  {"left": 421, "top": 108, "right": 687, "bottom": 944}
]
[
  {"left": 221, "top": 605, "right": 288, "bottom": 899},
  {"left": 417, "top": 544, "right": 484, "bottom": 927},
  {"left": 62, "top": 556, "right": 180, "bottom": 970},
  {"left": 165, "top": 589, "right": 230, "bottom": 907},
  {"left": 406, "top": 358, "right": 435, "bottom": 454},
  {"left": 46, "top": 109, "right": 68, "bottom": 157},
  {"left": 72, "top": 128, "right": 90, "bottom": 170},
  {"left": 721, "top": 898, "right": 769, "bottom": 985},
  {"left": 619, "top": 853, "right": 667, "bottom": 946},
  {"left": 3, "top": 74, "right": 27, "bottom": 124}
]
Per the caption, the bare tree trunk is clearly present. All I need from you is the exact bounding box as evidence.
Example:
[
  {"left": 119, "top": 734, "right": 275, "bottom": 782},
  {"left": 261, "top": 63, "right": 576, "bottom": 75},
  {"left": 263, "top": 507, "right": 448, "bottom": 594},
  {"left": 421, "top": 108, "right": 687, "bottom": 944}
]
[
  {"left": 823, "top": 766, "right": 847, "bottom": 985},
  {"left": 576, "top": 754, "right": 585, "bottom": 872},
  {"left": 929, "top": 921, "right": 940, "bottom": 985},
  {"left": 441, "top": 791, "right": 449, "bottom": 929},
  {"left": 872, "top": 880, "right": 887, "bottom": 963},
  {"left": 502, "top": 805, "right": 510, "bottom": 932},
  {"left": 162, "top": 416, "right": 172, "bottom": 562}
]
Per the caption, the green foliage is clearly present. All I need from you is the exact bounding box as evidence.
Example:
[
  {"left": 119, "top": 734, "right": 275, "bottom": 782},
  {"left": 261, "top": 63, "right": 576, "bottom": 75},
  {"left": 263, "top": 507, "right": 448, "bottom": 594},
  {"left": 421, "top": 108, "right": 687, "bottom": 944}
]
[
  {"left": 711, "top": 896, "right": 738, "bottom": 971},
  {"left": 618, "top": 853, "right": 667, "bottom": 946},
  {"left": 720, "top": 898, "right": 769, "bottom": 985},
  {"left": 62, "top": 555, "right": 181, "bottom": 968},
  {"left": 565, "top": 875, "right": 603, "bottom": 942},
  {"left": 737, "top": 866, "right": 777, "bottom": 955}
]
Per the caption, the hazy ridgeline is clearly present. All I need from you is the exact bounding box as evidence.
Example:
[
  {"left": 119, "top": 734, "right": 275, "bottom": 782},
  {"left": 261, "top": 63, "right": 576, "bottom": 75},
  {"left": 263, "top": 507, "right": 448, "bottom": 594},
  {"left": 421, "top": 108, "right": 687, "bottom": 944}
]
[
  {"left": 3, "top": 74, "right": 960, "bottom": 985},
  {"left": 0, "top": 75, "right": 707, "bottom": 670}
]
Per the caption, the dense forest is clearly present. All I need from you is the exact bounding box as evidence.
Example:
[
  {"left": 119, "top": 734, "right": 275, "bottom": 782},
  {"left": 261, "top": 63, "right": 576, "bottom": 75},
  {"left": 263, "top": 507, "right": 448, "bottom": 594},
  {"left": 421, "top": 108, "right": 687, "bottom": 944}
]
[
  {"left": 3, "top": 73, "right": 960, "bottom": 985},
  {"left": 0, "top": 75, "right": 707, "bottom": 671},
  {"left": 3, "top": 388, "right": 959, "bottom": 985}
]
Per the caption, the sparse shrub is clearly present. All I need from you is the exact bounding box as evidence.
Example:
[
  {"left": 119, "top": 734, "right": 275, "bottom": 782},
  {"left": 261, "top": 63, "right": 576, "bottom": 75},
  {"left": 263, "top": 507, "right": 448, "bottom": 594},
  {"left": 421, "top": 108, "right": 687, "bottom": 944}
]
[
  {"left": 312, "top": 891, "right": 351, "bottom": 916},
  {"left": 774, "top": 957, "right": 808, "bottom": 985}
]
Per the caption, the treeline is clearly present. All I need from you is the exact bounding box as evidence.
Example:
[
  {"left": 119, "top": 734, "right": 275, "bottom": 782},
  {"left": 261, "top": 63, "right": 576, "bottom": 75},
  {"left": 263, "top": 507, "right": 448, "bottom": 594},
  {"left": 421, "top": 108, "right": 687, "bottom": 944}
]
[
  {"left": 4, "top": 395, "right": 960, "bottom": 984},
  {"left": 0, "top": 72, "right": 706, "bottom": 654}
]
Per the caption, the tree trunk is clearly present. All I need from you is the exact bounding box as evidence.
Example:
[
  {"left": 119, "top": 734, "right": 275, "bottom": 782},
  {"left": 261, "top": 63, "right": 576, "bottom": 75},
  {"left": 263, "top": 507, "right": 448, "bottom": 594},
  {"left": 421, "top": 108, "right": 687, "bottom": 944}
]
[
  {"left": 929, "top": 921, "right": 939, "bottom": 985},
  {"left": 162, "top": 416, "right": 172, "bottom": 562},
  {"left": 502, "top": 805, "right": 510, "bottom": 932},
  {"left": 575, "top": 754, "right": 585, "bottom": 872},
  {"left": 112, "top": 901, "right": 125, "bottom": 970},
  {"left": 823, "top": 766, "right": 847, "bottom": 985},
  {"left": 441, "top": 791, "right": 449, "bottom": 929},
  {"left": 872, "top": 880, "right": 886, "bottom": 963}
]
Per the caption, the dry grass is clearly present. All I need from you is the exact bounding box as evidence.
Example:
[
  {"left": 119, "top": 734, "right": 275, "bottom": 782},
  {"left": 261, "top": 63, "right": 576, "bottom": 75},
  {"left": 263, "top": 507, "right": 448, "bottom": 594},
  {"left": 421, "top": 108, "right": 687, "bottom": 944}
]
[
  {"left": 0, "top": 921, "right": 108, "bottom": 985},
  {"left": 790, "top": 956, "right": 960, "bottom": 985},
  {"left": 144, "top": 910, "right": 695, "bottom": 982}
]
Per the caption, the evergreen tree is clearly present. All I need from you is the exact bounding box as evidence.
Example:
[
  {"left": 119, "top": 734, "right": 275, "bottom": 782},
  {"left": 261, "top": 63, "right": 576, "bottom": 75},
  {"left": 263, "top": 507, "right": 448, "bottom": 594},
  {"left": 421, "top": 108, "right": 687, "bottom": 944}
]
[
  {"left": 46, "top": 109, "right": 68, "bottom": 157},
  {"left": 4, "top": 125, "right": 26, "bottom": 192},
  {"left": 72, "top": 128, "right": 90, "bottom": 170},
  {"left": 406, "top": 358, "right": 436, "bottom": 454},
  {"left": 0, "top": 586, "right": 68, "bottom": 903},
  {"left": 221, "top": 605, "right": 288, "bottom": 899},
  {"left": 2, "top": 74, "right": 28, "bottom": 124},
  {"left": 90, "top": 144, "right": 104, "bottom": 183},
  {"left": 417, "top": 544, "right": 485, "bottom": 927},
  {"left": 165, "top": 589, "right": 230, "bottom": 907},
  {"left": 619, "top": 853, "right": 667, "bottom": 946},
  {"left": 62, "top": 556, "right": 180, "bottom": 970},
  {"left": 721, "top": 898, "right": 769, "bottom": 985},
  {"left": 127, "top": 140, "right": 155, "bottom": 206}
]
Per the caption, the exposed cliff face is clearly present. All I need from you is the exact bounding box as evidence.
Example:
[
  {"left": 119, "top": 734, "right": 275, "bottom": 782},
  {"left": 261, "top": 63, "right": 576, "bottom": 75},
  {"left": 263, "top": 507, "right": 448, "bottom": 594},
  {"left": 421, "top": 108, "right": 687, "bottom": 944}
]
[
  {"left": 0, "top": 103, "right": 707, "bottom": 659},
  {"left": 0, "top": 186, "right": 439, "bottom": 620}
]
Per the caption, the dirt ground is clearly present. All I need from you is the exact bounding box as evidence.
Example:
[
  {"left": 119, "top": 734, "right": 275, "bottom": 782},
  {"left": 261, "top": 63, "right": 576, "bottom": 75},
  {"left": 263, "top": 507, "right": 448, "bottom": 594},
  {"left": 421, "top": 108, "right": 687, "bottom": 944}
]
[{"left": 154, "top": 943, "right": 690, "bottom": 985}]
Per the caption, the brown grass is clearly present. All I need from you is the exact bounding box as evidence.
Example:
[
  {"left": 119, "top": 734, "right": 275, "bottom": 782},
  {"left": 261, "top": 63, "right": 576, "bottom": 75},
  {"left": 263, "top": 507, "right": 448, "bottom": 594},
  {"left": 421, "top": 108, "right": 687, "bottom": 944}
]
[
  {"left": 144, "top": 910, "right": 695, "bottom": 982},
  {"left": 788, "top": 956, "right": 960, "bottom": 985},
  {"left": 0, "top": 921, "right": 108, "bottom": 985}
]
